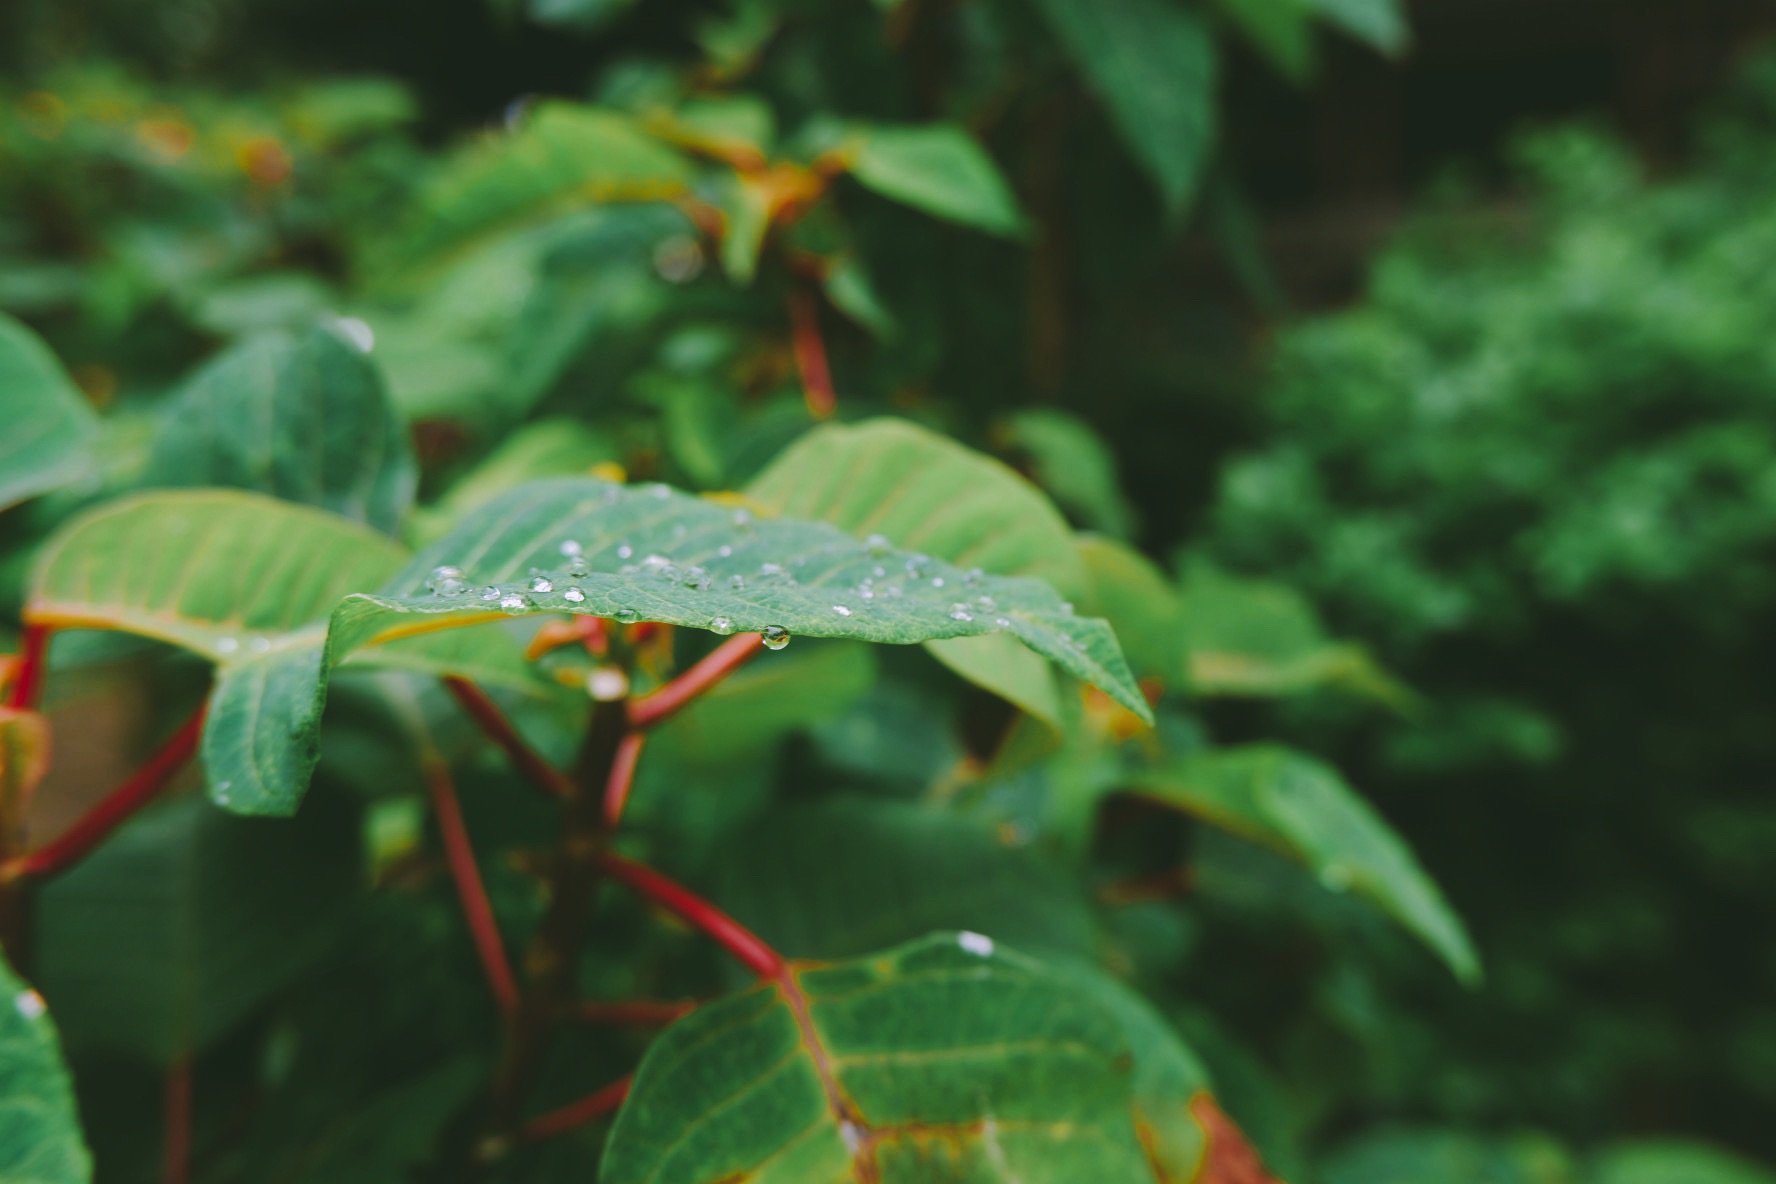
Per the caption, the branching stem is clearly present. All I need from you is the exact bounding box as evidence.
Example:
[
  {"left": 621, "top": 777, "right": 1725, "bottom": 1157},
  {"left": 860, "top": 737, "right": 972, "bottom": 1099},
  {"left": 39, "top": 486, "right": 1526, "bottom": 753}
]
[
  {"left": 594, "top": 850, "right": 784, "bottom": 980},
  {"left": 789, "top": 286, "right": 837, "bottom": 420},
  {"left": 518, "top": 1075, "right": 632, "bottom": 1143},
  {"left": 422, "top": 755, "right": 520, "bottom": 1017},
  {"left": 444, "top": 677, "right": 575, "bottom": 799},
  {"left": 627, "top": 633, "right": 761, "bottom": 731},
  {"left": 4, "top": 624, "right": 51, "bottom": 711}
]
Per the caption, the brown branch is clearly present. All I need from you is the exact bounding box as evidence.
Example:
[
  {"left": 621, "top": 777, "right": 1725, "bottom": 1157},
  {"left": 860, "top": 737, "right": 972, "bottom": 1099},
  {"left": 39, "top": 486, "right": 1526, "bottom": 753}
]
[
  {"left": 423, "top": 755, "right": 520, "bottom": 1017},
  {"left": 443, "top": 677, "right": 575, "bottom": 799}
]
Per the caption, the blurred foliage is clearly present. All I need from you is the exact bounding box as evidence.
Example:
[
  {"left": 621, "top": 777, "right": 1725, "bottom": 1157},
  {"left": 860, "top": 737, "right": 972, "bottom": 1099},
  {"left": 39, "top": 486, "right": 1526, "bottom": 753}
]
[{"left": 0, "top": 0, "right": 1771, "bottom": 1181}]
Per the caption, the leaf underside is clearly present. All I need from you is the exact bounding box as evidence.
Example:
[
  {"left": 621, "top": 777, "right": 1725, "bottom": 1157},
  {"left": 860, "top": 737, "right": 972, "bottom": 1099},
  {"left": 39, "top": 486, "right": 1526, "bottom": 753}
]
[{"left": 0, "top": 954, "right": 92, "bottom": 1183}]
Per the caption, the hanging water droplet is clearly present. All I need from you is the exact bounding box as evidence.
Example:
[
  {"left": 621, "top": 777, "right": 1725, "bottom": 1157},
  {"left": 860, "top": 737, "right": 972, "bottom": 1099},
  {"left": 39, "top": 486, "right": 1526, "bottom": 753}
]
[
  {"left": 480, "top": 586, "right": 502, "bottom": 602},
  {"left": 216, "top": 637, "right": 240, "bottom": 654},
  {"left": 559, "top": 540, "right": 582, "bottom": 557},
  {"left": 865, "top": 533, "right": 892, "bottom": 556},
  {"left": 613, "top": 607, "right": 639, "bottom": 624},
  {"left": 616, "top": 543, "right": 634, "bottom": 560},
  {"left": 831, "top": 605, "right": 852, "bottom": 616},
  {"left": 587, "top": 666, "right": 629, "bottom": 702},
  {"left": 562, "top": 586, "right": 586, "bottom": 604},
  {"left": 710, "top": 617, "right": 736, "bottom": 635},
  {"left": 13, "top": 989, "right": 47, "bottom": 1021},
  {"left": 949, "top": 606, "right": 974, "bottom": 622},
  {"left": 728, "top": 574, "right": 746, "bottom": 590},
  {"left": 566, "top": 557, "right": 590, "bottom": 578},
  {"left": 529, "top": 576, "right": 554, "bottom": 594},
  {"left": 500, "top": 592, "right": 534, "bottom": 614},
  {"left": 761, "top": 626, "right": 791, "bottom": 651}
]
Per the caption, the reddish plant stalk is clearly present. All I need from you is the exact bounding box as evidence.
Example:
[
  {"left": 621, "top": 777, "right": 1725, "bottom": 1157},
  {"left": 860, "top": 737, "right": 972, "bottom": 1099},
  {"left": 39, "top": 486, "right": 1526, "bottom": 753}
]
[
  {"left": 163, "top": 1055, "right": 192, "bottom": 1184},
  {"left": 788, "top": 287, "right": 837, "bottom": 420},
  {"left": 443, "top": 676, "right": 575, "bottom": 799},
  {"left": 601, "top": 732, "right": 649, "bottom": 830},
  {"left": 627, "top": 633, "right": 762, "bottom": 731},
  {"left": 1, "top": 706, "right": 206, "bottom": 885},
  {"left": 423, "top": 756, "right": 520, "bottom": 1017},
  {"left": 5, "top": 624, "right": 51, "bottom": 711},
  {"left": 573, "top": 998, "right": 697, "bottom": 1027},
  {"left": 519, "top": 1074, "right": 633, "bottom": 1143},
  {"left": 594, "top": 850, "right": 784, "bottom": 980}
]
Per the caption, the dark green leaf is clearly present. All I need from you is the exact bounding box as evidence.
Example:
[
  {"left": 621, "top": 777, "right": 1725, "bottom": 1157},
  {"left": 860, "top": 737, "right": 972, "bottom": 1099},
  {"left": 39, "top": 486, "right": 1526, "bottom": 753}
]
[
  {"left": 1308, "top": 0, "right": 1409, "bottom": 54},
  {"left": 0, "top": 313, "right": 97, "bottom": 512},
  {"left": 1005, "top": 409, "right": 1138, "bottom": 539},
  {"left": 1124, "top": 745, "right": 1480, "bottom": 983},
  {"left": 847, "top": 124, "right": 1027, "bottom": 237},
  {"left": 144, "top": 328, "right": 417, "bottom": 532},
  {"left": 1029, "top": 0, "right": 1217, "bottom": 217},
  {"left": 601, "top": 933, "right": 1162, "bottom": 1184},
  {"left": 0, "top": 953, "right": 91, "bottom": 1183},
  {"left": 1593, "top": 1140, "right": 1776, "bottom": 1184}
]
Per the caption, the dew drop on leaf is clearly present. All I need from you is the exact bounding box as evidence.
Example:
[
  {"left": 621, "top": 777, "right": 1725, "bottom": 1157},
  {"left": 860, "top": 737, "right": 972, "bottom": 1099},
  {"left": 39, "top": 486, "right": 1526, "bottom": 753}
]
[
  {"left": 249, "top": 637, "right": 272, "bottom": 654},
  {"left": 480, "top": 586, "right": 502, "bottom": 602},
  {"left": 710, "top": 617, "right": 736, "bottom": 635},
  {"left": 617, "top": 543, "right": 634, "bottom": 560},
  {"left": 427, "top": 565, "right": 467, "bottom": 595},
  {"left": 529, "top": 576, "right": 554, "bottom": 594},
  {"left": 500, "top": 592, "right": 534, "bottom": 614},
  {"left": 949, "top": 606, "right": 973, "bottom": 622},
  {"left": 567, "top": 557, "right": 590, "bottom": 578},
  {"left": 831, "top": 605, "right": 852, "bottom": 616},
  {"left": 13, "top": 989, "right": 47, "bottom": 1021},
  {"left": 613, "top": 607, "right": 639, "bottom": 624},
  {"left": 562, "top": 586, "right": 586, "bottom": 604},
  {"left": 728, "top": 575, "right": 746, "bottom": 590},
  {"left": 559, "top": 540, "right": 583, "bottom": 557},
  {"left": 761, "top": 626, "right": 791, "bottom": 650},
  {"left": 587, "top": 667, "right": 629, "bottom": 701},
  {"left": 865, "top": 533, "right": 891, "bottom": 556},
  {"left": 957, "top": 931, "right": 995, "bottom": 957},
  {"left": 931, "top": 577, "right": 945, "bottom": 588},
  {"left": 216, "top": 637, "right": 239, "bottom": 654}
]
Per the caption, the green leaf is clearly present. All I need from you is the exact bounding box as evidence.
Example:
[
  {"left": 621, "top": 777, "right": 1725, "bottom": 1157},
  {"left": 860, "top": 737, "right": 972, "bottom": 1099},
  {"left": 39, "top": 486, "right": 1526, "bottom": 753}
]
[
  {"left": 1321, "top": 1127, "right": 1574, "bottom": 1184},
  {"left": 1077, "top": 536, "right": 1183, "bottom": 685},
  {"left": 601, "top": 933, "right": 1163, "bottom": 1184},
  {"left": 35, "top": 790, "right": 359, "bottom": 1062},
  {"left": 653, "top": 640, "right": 877, "bottom": 768},
  {"left": 1124, "top": 745, "right": 1480, "bottom": 983},
  {"left": 144, "top": 328, "right": 417, "bottom": 532},
  {"left": 0, "top": 313, "right": 97, "bottom": 512},
  {"left": 1593, "top": 1140, "right": 1776, "bottom": 1184},
  {"left": 1030, "top": 0, "right": 1217, "bottom": 217},
  {"left": 0, "top": 953, "right": 92, "bottom": 1184},
  {"left": 398, "top": 102, "right": 694, "bottom": 260},
  {"left": 1005, "top": 409, "right": 1138, "bottom": 539},
  {"left": 412, "top": 417, "right": 619, "bottom": 544},
  {"left": 1308, "top": 0, "right": 1409, "bottom": 55},
  {"left": 27, "top": 490, "right": 541, "bottom": 815},
  {"left": 1214, "top": 0, "right": 1315, "bottom": 81},
  {"left": 847, "top": 124, "right": 1027, "bottom": 237},
  {"left": 927, "top": 632, "right": 1065, "bottom": 730},
  {"left": 1178, "top": 561, "right": 1413, "bottom": 709}
]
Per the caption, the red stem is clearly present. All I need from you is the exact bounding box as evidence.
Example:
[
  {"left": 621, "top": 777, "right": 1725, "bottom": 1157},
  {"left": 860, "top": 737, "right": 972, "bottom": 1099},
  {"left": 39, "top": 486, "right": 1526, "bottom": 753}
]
[
  {"left": 444, "top": 677, "right": 575, "bottom": 799},
  {"left": 1, "top": 705, "right": 206, "bottom": 884},
  {"left": 594, "top": 851, "right": 784, "bottom": 980},
  {"left": 5, "top": 624, "right": 51, "bottom": 711},
  {"left": 573, "top": 998, "right": 697, "bottom": 1027},
  {"left": 789, "top": 286, "right": 837, "bottom": 420},
  {"left": 602, "top": 732, "right": 648, "bottom": 830},
  {"left": 519, "top": 1074, "right": 632, "bottom": 1143},
  {"left": 627, "top": 633, "right": 762, "bottom": 731},
  {"left": 423, "top": 757, "right": 520, "bottom": 1017},
  {"left": 163, "top": 1054, "right": 191, "bottom": 1184}
]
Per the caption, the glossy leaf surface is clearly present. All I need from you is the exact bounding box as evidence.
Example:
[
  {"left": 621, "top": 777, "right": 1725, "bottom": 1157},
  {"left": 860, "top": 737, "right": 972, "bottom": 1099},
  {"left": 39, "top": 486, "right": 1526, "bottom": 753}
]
[
  {"left": 0, "top": 954, "right": 91, "bottom": 1183},
  {"left": 143, "top": 327, "right": 417, "bottom": 532},
  {"left": 0, "top": 313, "right": 96, "bottom": 512},
  {"left": 848, "top": 125, "right": 1026, "bottom": 237},
  {"left": 1124, "top": 744, "right": 1479, "bottom": 983}
]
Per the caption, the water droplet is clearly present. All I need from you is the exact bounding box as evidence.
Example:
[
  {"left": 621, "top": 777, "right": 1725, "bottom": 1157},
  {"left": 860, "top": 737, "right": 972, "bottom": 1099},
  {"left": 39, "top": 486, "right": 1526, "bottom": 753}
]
[
  {"left": 587, "top": 667, "right": 629, "bottom": 701},
  {"left": 759, "top": 563, "right": 785, "bottom": 578},
  {"left": 710, "top": 617, "right": 736, "bottom": 635},
  {"left": 500, "top": 592, "right": 534, "bottom": 614},
  {"left": 613, "top": 607, "right": 639, "bottom": 624},
  {"left": 529, "top": 576, "right": 554, "bottom": 594},
  {"left": 872, "top": 565, "right": 886, "bottom": 578},
  {"left": 559, "top": 540, "right": 583, "bottom": 557},
  {"left": 427, "top": 565, "right": 466, "bottom": 594},
  {"left": 480, "top": 586, "right": 502, "bottom": 602},
  {"left": 949, "top": 606, "right": 973, "bottom": 622},
  {"left": 616, "top": 543, "right": 635, "bottom": 560},
  {"left": 964, "top": 567, "right": 984, "bottom": 585},
  {"left": 761, "top": 626, "right": 791, "bottom": 651},
  {"left": 649, "top": 483, "right": 672, "bottom": 499},
  {"left": 216, "top": 637, "right": 240, "bottom": 654},
  {"left": 732, "top": 508, "right": 755, "bottom": 531},
  {"left": 717, "top": 544, "right": 733, "bottom": 558},
  {"left": 249, "top": 637, "right": 272, "bottom": 655},
  {"left": 682, "top": 567, "right": 711, "bottom": 590},
  {"left": 13, "top": 989, "right": 46, "bottom": 1021},
  {"left": 865, "top": 533, "right": 891, "bottom": 556},
  {"left": 840, "top": 1119, "right": 866, "bottom": 1153},
  {"left": 957, "top": 931, "right": 995, "bottom": 957},
  {"left": 976, "top": 596, "right": 996, "bottom": 609},
  {"left": 562, "top": 586, "right": 586, "bottom": 604},
  {"left": 831, "top": 605, "right": 852, "bottom": 616},
  {"left": 728, "top": 574, "right": 746, "bottom": 591},
  {"left": 566, "top": 557, "right": 590, "bottom": 578},
  {"left": 330, "top": 316, "right": 375, "bottom": 353},
  {"left": 931, "top": 577, "right": 946, "bottom": 588},
  {"left": 995, "top": 617, "right": 1011, "bottom": 628}
]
